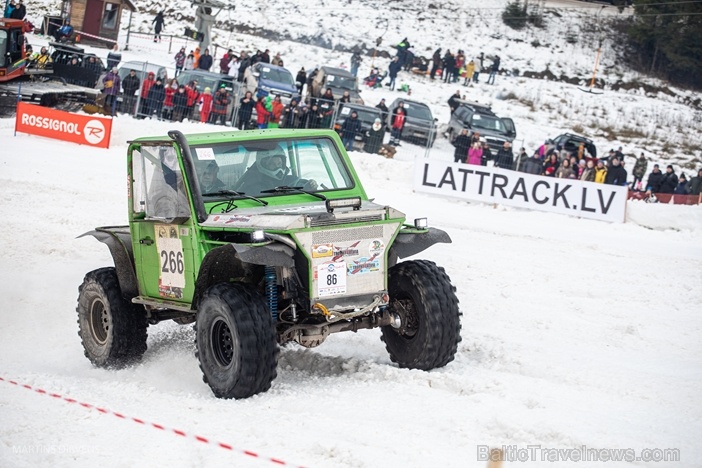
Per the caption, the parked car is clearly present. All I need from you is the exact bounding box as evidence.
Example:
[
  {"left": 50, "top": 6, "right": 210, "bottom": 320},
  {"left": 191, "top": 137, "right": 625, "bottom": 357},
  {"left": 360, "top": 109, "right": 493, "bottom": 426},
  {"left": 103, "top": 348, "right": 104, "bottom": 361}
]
[
  {"left": 447, "top": 100, "right": 516, "bottom": 153},
  {"left": 175, "top": 69, "right": 242, "bottom": 122},
  {"left": 243, "top": 62, "right": 299, "bottom": 104},
  {"left": 387, "top": 98, "right": 437, "bottom": 146},
  {"left": 117, "top": 60, "right": 168, "bottom": 84},
  {"left": 309, "top": 66, "right": 363, "bottom": 104},
  {"left": 334, "top": 103, "right": 384, "bottom": 145},
  {"left": 551, "top": 133, "right": 598, "bottom": 159}
]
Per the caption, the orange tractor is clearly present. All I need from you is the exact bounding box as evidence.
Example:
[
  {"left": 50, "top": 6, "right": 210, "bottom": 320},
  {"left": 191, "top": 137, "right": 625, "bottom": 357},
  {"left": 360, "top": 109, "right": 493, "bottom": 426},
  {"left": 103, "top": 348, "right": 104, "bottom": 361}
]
[{"left": 0, "top": 18, "right": 98, "bottom": 116}]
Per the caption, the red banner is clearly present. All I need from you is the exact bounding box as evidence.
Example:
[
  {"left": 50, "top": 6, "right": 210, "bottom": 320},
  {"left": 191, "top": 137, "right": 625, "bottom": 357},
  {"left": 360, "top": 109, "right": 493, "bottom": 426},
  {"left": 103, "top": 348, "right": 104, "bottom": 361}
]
[
  {"left": 14, "top": 102, "right": 112, "bottom": 149},
  {"left": 628, "top": 190, "right": 701, "bottom": 205}
]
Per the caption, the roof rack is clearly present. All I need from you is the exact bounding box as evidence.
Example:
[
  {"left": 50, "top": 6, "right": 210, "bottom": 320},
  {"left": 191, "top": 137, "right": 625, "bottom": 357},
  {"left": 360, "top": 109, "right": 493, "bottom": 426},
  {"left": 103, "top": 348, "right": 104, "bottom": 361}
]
[{"left": 456, "top": 98, "right": 491, "bottom": 110}]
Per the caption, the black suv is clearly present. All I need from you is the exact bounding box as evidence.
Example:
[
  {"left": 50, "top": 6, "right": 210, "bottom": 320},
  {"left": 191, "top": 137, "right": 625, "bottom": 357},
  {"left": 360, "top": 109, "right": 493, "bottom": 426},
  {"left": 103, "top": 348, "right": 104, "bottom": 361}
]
[
  {"left": 387, "top": 98, "right": 437, "bottom": 146},
  {"left": 334, "top": 103, "right": 383, "bottom": 144},
  {"left": 551, "top": 133, "right": 597, "bottom": 159},
  {"left": 447, "top": 100, "right": 516, "bottom": 153}
]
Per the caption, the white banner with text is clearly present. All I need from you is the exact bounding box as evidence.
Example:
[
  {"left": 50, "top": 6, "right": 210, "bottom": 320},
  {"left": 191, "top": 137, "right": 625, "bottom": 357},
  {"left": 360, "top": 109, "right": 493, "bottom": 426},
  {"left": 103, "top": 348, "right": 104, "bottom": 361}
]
[{"left": 414, "top": 160, "right": 627, "bottom": 223}]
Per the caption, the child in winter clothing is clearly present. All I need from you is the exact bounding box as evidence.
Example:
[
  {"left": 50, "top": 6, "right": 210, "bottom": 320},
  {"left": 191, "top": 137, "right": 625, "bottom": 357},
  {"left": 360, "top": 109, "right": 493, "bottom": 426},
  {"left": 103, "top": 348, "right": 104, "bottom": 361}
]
[{"left": 199, "top": 87, "right": 213, "bottom": 123}]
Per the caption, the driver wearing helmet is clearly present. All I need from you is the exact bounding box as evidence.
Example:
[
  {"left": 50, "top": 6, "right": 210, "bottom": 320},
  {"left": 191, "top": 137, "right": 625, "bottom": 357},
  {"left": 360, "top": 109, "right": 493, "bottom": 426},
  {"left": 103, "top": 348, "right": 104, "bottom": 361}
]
[{"left": 236, "top": 150, "right": 317, "bottom": 195}]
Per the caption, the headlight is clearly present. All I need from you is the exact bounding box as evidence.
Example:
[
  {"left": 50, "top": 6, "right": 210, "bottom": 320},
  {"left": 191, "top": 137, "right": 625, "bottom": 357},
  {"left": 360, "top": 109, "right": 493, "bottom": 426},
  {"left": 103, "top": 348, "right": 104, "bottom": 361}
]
[
  {"left": 251, "top": 230, "right": 266, "bottom": 242},
  {"left": 414, "top": 218, "right": 428, "bottom": 229}
]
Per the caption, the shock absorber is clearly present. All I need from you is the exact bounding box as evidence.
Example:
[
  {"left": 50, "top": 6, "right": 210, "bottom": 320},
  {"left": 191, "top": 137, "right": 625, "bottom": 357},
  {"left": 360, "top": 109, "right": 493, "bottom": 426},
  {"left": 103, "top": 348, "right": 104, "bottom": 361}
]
[{"left": 264, "top": 266, "right": 278, "bottom": 320}]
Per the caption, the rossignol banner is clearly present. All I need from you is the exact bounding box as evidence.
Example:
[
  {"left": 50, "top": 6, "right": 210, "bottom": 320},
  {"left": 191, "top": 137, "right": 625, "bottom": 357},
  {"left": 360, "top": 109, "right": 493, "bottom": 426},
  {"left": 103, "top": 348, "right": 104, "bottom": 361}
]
[
  {"left": 414, "top": 159, "right": 628, "bottom": 223},
  {"left": 15, "top": 102, "right": 112, "bottom": 149}
]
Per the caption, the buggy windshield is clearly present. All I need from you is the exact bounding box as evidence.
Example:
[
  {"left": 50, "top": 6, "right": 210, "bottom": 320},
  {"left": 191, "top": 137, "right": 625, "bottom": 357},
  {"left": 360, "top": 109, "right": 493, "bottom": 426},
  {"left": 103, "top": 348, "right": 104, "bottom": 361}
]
[{"left": 191, "top": 137, "right": 354, "bottom": 198}]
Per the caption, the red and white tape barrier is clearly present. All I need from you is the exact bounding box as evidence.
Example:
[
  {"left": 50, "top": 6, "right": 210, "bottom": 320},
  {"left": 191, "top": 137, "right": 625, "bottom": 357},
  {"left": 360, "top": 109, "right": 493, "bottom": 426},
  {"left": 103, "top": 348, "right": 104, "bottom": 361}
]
[{"left": 0, "top": 376, "right": 307, "bottom": 467}]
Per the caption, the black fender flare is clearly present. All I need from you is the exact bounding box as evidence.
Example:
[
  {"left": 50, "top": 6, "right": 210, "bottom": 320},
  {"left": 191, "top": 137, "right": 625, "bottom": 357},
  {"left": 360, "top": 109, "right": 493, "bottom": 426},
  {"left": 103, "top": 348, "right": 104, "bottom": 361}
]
[
  {"left": 192, "top": 242, "right": 295, "bottom": 307},
  {"left": 78, "top": 227, "right": 139, "bottom": 299},
  {"left": 388, "top": 227, "right": 452, "bottom": 266}
]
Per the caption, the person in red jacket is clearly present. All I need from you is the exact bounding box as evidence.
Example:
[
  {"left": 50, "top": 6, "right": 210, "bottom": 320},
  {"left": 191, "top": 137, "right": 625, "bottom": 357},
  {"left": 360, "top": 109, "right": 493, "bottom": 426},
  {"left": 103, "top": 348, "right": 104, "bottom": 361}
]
[
  {"left": 268, "top": 95, "right": 284, "bottom": 128},
  {"left": 389, "top": 107, "right": 405, "bottom": 146},
  {"left": 162, "top": 78, "right": 178, "bottom": 120},
  {"left": 138, "top": 72, "right": 156, "bottom": 118},
  {"left": 198, "top": 87, "right": 213, "bottom": 123},
  {"left": 185, "top": 80, "right": 200, "bottom": 121},
  {"left": 256, "top": 96, "right": 270, "bottom": 129}
]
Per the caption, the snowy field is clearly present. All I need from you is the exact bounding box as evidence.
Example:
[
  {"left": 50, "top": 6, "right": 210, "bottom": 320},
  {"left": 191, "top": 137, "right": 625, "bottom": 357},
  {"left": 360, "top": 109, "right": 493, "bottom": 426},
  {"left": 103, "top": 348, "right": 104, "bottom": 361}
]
[
  {"left": 1, "top": 113, "right": 701, "bottom": 468},
  {"left": 2, "top": 1, "right": 702, "bottom": 467}
]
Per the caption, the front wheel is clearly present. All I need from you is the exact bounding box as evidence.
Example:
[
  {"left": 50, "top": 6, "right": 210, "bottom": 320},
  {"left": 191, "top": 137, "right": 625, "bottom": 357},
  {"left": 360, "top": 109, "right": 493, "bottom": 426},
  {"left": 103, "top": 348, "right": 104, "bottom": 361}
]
[
  {"left": 77, "top": 268, "right": 148, "bottom": 368},
  {"left": 381, "top": 260, "right": 461, "bottom": 370},
  {"left": 195, "top": 283, "right": 278, "bottom": 399}
]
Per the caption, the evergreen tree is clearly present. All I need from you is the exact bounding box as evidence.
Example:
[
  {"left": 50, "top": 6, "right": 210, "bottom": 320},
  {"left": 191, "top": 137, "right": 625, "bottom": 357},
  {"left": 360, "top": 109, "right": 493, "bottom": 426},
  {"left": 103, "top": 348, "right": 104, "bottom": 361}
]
[
  {"left": 502, "top": 1, "right": 528, "bottom": 30},
  {"left": 625, "top": 0, "right": 702, "bottom": 89}
]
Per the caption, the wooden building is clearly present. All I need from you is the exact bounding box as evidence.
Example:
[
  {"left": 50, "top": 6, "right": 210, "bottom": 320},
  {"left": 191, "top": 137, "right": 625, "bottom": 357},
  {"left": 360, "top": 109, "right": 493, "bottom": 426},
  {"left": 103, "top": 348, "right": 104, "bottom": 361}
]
[{"left": 61, "top": 0, "right": 136, "bottom": 46}]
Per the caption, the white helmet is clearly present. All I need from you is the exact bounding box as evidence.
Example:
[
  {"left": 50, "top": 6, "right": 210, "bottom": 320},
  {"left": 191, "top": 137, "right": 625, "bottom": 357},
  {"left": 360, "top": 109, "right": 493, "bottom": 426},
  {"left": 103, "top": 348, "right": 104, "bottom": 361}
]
[{"left": 256, "top": 151, "right": 288, "bottom": 180}]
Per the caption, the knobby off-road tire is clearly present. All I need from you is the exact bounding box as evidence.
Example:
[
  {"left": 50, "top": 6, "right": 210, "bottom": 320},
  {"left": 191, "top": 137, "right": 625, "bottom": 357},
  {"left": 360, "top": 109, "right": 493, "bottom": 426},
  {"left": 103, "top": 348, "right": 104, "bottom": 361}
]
[
  {"left": 381, "top": 260, "right": 461, "bottom": 370},
  {"left": 77, "top": 267, "right": 148, "bottom": 368},
  {"left": 195, "top": 283, "right": 278, "bottom": 399}
]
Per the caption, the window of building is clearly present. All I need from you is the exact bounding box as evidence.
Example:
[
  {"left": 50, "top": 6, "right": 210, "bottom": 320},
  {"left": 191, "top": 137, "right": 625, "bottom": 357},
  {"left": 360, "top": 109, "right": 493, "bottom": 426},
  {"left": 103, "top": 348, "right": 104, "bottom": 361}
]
[{"left": 102, "top": 3, "right": 119, "bottom": 30}]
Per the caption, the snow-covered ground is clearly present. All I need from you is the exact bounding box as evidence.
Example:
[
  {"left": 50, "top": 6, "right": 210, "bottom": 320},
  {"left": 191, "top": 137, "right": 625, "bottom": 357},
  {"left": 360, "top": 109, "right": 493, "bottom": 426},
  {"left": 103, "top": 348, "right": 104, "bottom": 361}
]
[
  {"left": 2, "top": 2, "right": 702, "bottom": 467},
  {"left": 1, "top": 114, "right": 701, "bottom": 468}
]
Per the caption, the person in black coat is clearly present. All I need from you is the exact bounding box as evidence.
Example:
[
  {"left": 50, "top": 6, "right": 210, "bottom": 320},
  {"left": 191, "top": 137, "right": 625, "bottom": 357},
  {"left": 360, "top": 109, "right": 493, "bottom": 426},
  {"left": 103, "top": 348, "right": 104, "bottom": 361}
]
[
  {"left": 152, "top": 11, "right": 165, "bottom": 42},
  {"left": 145, "top": 78, "right": 166, "bottom": 119},
  {"left": 120, "top": 69, "right": 140, "bottom": 114},
  {"left": 521, "top": 153, "right": 543, "bottom": 175},
  {"left": 172, "top": 85, "right": 190, "bottom": 122},
  {"left": 658, "top": 165, "right": 678, "bottom": 194},
  {"left": 645, "top": 164, "right": 663, "bottom": 192},
  {"left": 674, "top": 174, "right": 689, "bottom": 195},
  {"left": 451, "top": 129, "right": 470, "bottom": 163},
  {"left": 447, "top": 90, "right": 461, "bottom": 115},
  {"left": 375, "top": 98, "right": 388, "bottom": 124},
  {"left": 306, "top": 102, "right": 323, "bottom": 129},
  {"left": 237, "top": 91, "right": 255, "bottom": 129},
  {"left": 494, "top": 142, "right": 514, "bottom": 170},
  {"left": 295, "top": 67, "right": 306, "bottom": 96},
  {"left": 604, "top": 157, "right": 628, "bottom": 186},
  {"left": 10, "top": 0, "right": 25, "bottom": 19},
  {"left": 340, "top": 111, "right": 363, "bottom": 150},
  {"left": 688, "top": 169, "right": 702, "bottom": 196},
  {"left": 281, "top": 99, "right": 302, "bottom": 128},
  {"left": 387, "top": 57, "right": 402, "bottom": 91},
  {"left": 364, "top": 118, "right": 385, "bottom": 154},
  {"left": 197, "top": 49, "right": 213, "bottom": 71}
]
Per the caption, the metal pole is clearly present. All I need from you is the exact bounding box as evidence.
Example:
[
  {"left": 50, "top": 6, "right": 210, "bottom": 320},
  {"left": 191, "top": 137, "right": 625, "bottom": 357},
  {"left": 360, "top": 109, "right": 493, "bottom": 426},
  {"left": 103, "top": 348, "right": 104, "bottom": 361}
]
[
  {"left": 125, "top": 10, "right": 133, "bottom": 51},
  {"left": 168, "top": 35, "right": 172, "bottom": 54}
]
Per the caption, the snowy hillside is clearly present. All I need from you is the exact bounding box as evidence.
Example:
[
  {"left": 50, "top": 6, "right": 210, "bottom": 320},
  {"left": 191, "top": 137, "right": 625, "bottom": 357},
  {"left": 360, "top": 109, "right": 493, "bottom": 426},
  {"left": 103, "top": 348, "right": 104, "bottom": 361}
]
[
  {"left": 1, "top": 1, "right": 701, "bottom": 467},
  {"left": 23, "top": 0, "right": 702, "bottom": 169}
]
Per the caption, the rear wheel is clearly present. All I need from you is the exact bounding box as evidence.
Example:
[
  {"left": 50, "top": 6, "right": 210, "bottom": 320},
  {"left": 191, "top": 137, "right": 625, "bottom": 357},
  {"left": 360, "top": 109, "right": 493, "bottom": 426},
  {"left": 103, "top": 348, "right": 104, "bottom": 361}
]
[
  {"left": 77, "top": 268, "right": 148, "bottom": 368},
  {"left": 195, "top": 283, "right": 278, "bottom": 399},
  {"left": 381, "top": 260, "right": 461, "bottom": 370}
]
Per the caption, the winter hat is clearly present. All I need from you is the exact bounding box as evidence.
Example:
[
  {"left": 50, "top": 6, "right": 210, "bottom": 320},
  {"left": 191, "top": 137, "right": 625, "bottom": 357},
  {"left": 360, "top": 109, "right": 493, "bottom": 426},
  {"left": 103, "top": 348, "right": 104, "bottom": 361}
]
[
  {"left": 667, "top": 165, "right": 674, "bottom": 170},
  {"left": 374, "top": 118, "right": 381, "bottom": 123},
  {"left": 579, "top": 159, "right": 586, "bottom": 165},
  {"left": 680, "top": 173, "right": 687, "bottom": 180},
  {"left": 204, "top": 87, "right": 211, "bottom": 93}
]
